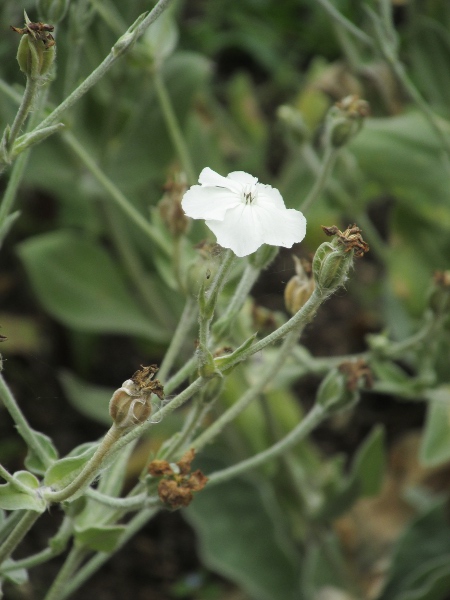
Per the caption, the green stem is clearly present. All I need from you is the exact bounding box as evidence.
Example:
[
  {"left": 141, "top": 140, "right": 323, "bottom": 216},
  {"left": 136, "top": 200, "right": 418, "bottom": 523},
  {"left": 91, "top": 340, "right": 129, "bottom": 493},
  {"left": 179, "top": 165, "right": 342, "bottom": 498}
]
[
  {"left": 300, "top": 145, "right": 388, "bottom": 261},
  {"left": 316, "top": 0, "right": 374, "bottom": 47},
  {"left": 85, "top": 488, "right": 150, "bottom": 510},
  {"left": 0, "top": 511, "right": 22, "bottom": 545},
  {"left": 387, "top": 59, "right": 450, "bottom": 162},
  {"left": 44, "top": 425, "right": 122, "bottom": 503},
  {"left": 301, "top": 146, "right": 338, "bottom": 213},
  {"left": 31, "top": 0, "right": 175, "bottom": 134},
  {"left": 193, "top": 328, "right": 301, "bottom": 452},
  {"left": 112, "top": 376, "right": 206, "bottom": 453},
  {"left": 207, "top": 404, "right": 326, "bottom": 486},
  {"left": 43, "top": 545, "right": 86, "bottom": 600},
  {"left": 215, "top": 287, "right": 325, "bottom": 373},
  {"left": 0, "top": 464, "right": 34, "bottom": 494},
  {"left": 5, "top": 77, "right": 39, "bottom": 155},
  {"left": 2, "top": 516, "right": 73, "bottom": 572},
  {"left": 164, "top": 355, "right": 197, "bottom": 394},
  {"left": 199, "top": 249, "right": 236, "bottom": 350},
  {"left": 163, "top": 398, "right": 208, "bottom": 459},
  {"left": 62, "top": 131, "right": 171, "bottom": 255},
  {"left": 60, "top": 509, "right": 158, "bottom": 600},
  {"left": 158, "top": 297, "right": 197, "bottom": 382},
  {"left": 0, "top": 510, "right": 40, "bottom": 566},
  {"left": 212, "top": 263, "right": 260, "bottom": 338},
  {"left": 0, "top": 374, "right": 52, "bottom": 470},
  {"left": 153, "top": 70, "right": 196, "bottom": 184},
  {"left": 0, "top": 84, "right": 51, "bottom": 228}
]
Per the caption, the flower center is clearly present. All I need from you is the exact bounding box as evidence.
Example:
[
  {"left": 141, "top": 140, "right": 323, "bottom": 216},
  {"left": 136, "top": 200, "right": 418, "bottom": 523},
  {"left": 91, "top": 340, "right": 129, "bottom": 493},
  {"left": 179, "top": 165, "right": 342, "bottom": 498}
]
[{"left": 243, "top": 184, "right": 256, "bottom": 205}]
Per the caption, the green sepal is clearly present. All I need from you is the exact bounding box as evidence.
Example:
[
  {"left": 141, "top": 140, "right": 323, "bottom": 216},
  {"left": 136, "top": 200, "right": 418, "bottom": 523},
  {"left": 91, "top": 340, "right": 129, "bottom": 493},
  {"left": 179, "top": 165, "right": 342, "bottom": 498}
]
[
  {"left": 0, "top": 471, "right": 46, "bottom": 512},
  {"left": 197, "top": 345, "right": 218, "bottom": 379}
]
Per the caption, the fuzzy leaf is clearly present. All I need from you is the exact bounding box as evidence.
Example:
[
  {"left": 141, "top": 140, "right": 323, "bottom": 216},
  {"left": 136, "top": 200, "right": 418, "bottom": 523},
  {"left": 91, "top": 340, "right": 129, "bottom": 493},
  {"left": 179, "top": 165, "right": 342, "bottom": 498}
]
[
  {"left": 17, "top": 231, "right": 169, "bottom": 342},
  {"left": 74, "top": 525, "right": 125, "bottom": 553}
]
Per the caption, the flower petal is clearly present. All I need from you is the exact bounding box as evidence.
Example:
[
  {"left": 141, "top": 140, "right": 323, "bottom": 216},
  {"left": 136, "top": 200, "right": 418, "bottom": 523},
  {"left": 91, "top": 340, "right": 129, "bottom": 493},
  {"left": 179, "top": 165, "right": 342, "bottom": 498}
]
[
  {"left": 207, "top": 203, "right": 306, "bottom": 256},
  {"left": 227, "top": 171, "right": 259, "bottom": 186},
  {"left": 198, "top": 167, "right": 242, "bottom": 194},
  {"left": 251, "top": 205, "right": 307, "bottom": 248},
  {"left": 255, "top": 184, "right": 286, "bottom": 210},
  {"left": 206, "top": 205, "right": 265, "bottom": 257},
  {"left": 181, "top": 186, "right": 241, "bottom": 221}
]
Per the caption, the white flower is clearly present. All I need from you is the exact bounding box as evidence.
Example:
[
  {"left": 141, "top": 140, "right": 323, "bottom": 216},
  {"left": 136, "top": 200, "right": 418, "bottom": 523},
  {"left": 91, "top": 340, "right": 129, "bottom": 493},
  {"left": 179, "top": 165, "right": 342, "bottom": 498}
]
[{"left": 181, "top": 168, "right": 307, "bottom": 257}]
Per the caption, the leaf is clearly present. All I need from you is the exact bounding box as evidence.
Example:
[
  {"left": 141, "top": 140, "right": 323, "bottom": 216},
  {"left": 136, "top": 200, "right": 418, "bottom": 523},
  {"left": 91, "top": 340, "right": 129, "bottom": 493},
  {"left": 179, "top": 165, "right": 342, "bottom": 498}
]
[
  {"left": 377, "top": 502, "right": 450, "bottom": 600},
  {"left": 0, "top": 471, "right": 46, "bottom": 512},
  {"left": 59, "top": 370, "right": 113, "bottom": 426},
  {"left": 74, "top": 525, "right": 126, "bottom": 553},
  {"left": 301, "top": 534, "right": 349, "bottom": 597},
  {"left": 420, "top": 387, "right": 450, "bottom": 467},
  {"left": 17, "top": 231, "right": 169, "bottom": 342},
  {"left": 350, "top": 425, "right": 385, "bottom": 497},
  {"left": 395, "top": 557, "right": 450, "bottom": 600},
  {"left": 315, "top": 427, "right": 385, "bottom": 522},
  {"left": 186, "top": 474, "right": 300, "bottom": 600},
  {"left": 44, "top": 443, "right": 97, "bottom": 490},
  {"left": 350, "top": 112, "right": 450, "bottom": 229},
  {"left": 24, "top": 430, "right": 59, "bottom": 475}
]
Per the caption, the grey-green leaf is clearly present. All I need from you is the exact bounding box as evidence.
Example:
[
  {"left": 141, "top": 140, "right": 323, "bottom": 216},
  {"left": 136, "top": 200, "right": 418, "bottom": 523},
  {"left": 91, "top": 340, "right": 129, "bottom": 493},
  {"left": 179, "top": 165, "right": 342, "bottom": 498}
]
[{"left": 17, "top": 231, "right": 169, "bottom": 342}]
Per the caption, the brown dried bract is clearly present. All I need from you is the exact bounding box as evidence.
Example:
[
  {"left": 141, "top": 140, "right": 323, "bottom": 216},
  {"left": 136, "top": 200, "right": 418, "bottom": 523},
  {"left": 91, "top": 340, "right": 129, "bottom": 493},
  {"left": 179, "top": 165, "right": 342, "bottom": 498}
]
[
  {"left": 148, "top": 459, "right": 173, "bottom": 477},
  {"left": 131, "top": 365, "right": 165, "bottom": 400},
  {"left": 177, "top": 448, "right": 195, "bottom": 475},
  {"left": 322, "top": 223, "right": 369, "bottom": 258},
  {"left": 11, "top": 19, "right": 55, "bottom": 50},
  {"left": 335, "top": 95, "right": 370, "bottom": 119},
  {"left": 338, "top": 358, "right": 373, "bottom": 392},
  {"left": 148, "top": 448, "right": 208, "bottom": 509}
]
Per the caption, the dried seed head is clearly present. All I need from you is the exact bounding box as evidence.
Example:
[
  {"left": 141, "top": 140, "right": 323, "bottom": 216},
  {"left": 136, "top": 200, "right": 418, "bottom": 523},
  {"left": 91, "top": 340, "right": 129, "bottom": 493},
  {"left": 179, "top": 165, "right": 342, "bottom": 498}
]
[
  {"left": 325, "top": 95, "right": 369, "bottom": 148},
  {"left": 109, "top": 365, "right": 164, "bottom": 429}
]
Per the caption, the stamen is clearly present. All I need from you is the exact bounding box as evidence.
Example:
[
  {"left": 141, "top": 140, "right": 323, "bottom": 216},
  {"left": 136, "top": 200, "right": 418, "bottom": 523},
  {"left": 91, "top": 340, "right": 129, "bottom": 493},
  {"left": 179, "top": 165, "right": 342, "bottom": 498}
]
[{"left": 243, "top": 185, "right": 256, "bottom": 205}]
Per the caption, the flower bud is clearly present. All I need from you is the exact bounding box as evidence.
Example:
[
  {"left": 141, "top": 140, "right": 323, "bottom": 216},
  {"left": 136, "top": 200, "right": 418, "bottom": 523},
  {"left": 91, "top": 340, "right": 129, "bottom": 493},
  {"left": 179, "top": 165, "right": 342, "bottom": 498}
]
[
  {"left": 277, "top": 105, "right": 310, "bottom": 145},
  {"left": 284, "top": 255, "right": 315, "bottom": 315},
  {"left": 312, "top": 241, "right": 351, "bottom": 294},
  {"left": 158, "top": 174, "right": 189, "bottom": 237},
  {"left": 429, "top": 271, "right": 450, "bottom": 316},
  {"left": 316, "top": 368, "right": 356, "bottom": 414},
  {"left": 313, "top": 224, "right": 369, "bottom": 294},
  {"left": 37, "top": 0, "right": 70, "bottom": 23},
  {"left": 324, "top": 95, "right": 369, "bottom": 148},
  {"left": 13, "top": 14, "right": 56, "bottom": 80},
  {"left": 317, "top": 360, "right": 372, "bottom": 414},
  {"left": 185, "top": 242, "right": 219, "bottom": 297}
]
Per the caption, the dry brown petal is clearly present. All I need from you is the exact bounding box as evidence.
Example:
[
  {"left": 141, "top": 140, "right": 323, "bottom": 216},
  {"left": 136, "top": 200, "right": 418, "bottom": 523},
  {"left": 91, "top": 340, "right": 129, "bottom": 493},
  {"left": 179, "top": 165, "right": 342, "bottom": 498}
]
[
  {"left": 177, "top": 448, "right": 196, "bottom": 475},
  {"left": 158, "top": 479, "right": 193, "bottom": 508},
  {"left": 186, "top": 470, "right": 208, "bottom": 492},
  {"left": 321, "top": 224, "right": 369, "bottom": 258},
  {"left": 338, "top": 359, "right": 373, "bottom": 392},
  {"left": 148, "top": 459, "right": 173, "bottom": 477}
]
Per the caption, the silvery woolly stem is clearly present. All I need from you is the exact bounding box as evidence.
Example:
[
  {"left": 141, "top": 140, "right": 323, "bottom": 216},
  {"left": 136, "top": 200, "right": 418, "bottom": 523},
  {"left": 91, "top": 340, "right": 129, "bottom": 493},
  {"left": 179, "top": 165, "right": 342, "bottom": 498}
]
[{"left": 30, "top": 0, "right": 174, "bottom": 134}]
